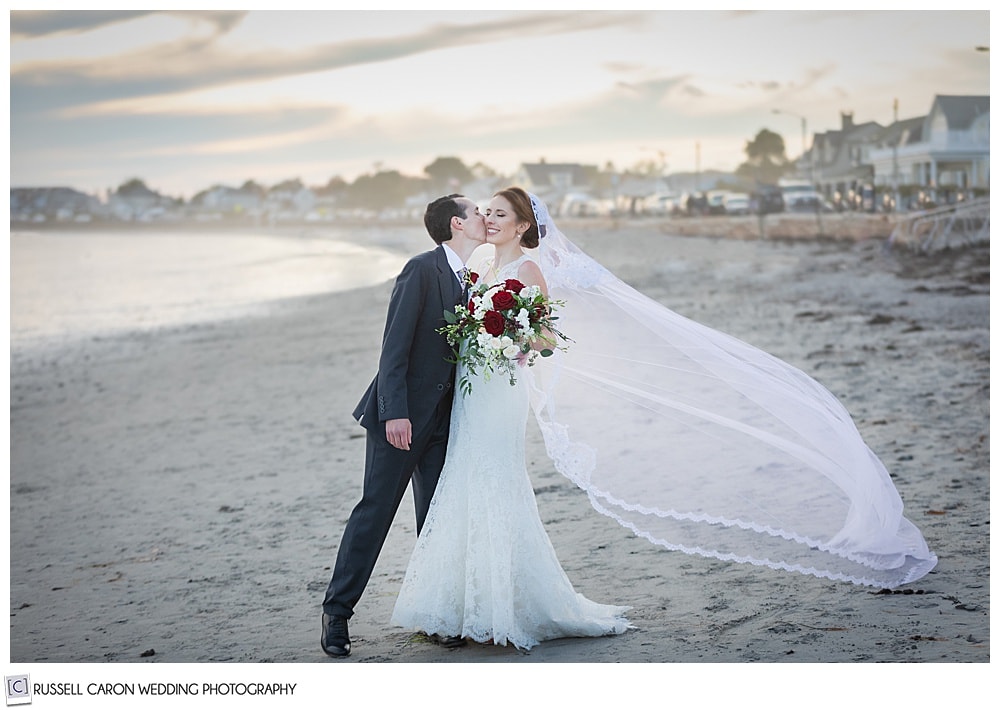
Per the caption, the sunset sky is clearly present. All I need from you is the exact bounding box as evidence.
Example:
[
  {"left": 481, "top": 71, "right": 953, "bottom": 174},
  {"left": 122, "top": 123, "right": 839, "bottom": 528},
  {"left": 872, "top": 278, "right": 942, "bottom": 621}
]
[{"left": 8, "top": 8, "right": 991, "bottom": 199}]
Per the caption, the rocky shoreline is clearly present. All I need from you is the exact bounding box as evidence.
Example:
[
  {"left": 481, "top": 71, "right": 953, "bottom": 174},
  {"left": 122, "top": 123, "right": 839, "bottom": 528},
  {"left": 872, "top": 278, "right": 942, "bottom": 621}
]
[{"left": 658, "top": 211, "right": 899, "bottom": 241}]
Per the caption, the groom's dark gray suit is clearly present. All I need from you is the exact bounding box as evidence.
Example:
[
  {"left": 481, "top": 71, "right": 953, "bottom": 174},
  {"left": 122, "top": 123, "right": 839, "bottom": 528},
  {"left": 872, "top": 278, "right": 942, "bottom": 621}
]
[{"left": 323, "top": 244, "right": 464, "bottom": 620}]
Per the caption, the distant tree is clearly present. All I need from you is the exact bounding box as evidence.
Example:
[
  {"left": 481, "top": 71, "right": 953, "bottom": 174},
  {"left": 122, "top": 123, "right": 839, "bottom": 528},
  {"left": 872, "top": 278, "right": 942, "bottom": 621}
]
[
  {"left": 115, "top": 178, "right": 155, "bottom": 196},
  {"left": 269, "top": 178, "right": 305, "bottom": 194},
  {"left": 630, "top": 150, "right": 667, "bottom": 177},
  {"left": 469, "top": 161, "right": 498, "bottom": 179},
  {"left": 189, "top": 186, "right": 216, "bottom": 205},
  {"left": 735, "top": 129, "right": 789, "bottom": 185},
  {"left": 348, "top": 170, "right": 426, "bottom": 209},
  {"left": 424, "top": 157, "right": 474, "bottom": 192},
  {"left": 240, "top": 179, "right": 266, "bottom": 197},
  {"left": 315, "top": 176, "right": 349, "bottom": 198},
  {"left": 323, "top": 176, "right": 348, "bottom": 191}
]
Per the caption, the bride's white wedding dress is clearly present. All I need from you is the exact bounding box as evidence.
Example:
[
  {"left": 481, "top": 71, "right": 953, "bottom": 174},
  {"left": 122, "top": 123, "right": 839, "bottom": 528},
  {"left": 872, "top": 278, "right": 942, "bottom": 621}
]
[
  {"left": 393, "top": 188, "right": 935, "bottom": 647},
  {"left": 391, "top": 255, "right": 632, "bottom": 651}
]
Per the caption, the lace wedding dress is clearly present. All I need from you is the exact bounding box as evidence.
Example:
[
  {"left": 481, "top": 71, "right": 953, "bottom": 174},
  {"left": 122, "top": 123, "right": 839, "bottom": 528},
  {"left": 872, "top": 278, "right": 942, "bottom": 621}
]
[{"left": 391, "top": 255, "right": 632, "bottom": 651}]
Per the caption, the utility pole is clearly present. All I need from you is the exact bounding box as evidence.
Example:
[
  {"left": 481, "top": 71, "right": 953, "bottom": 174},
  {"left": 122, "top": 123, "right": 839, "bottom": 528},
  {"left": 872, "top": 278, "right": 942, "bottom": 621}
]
[
  {"left": 774, "top": 107, "right": 821, "bottom": 233},
  {"left": 772, "top": 108, "right": 811, "bottom": 184},
  {"left": 695, "top": 141, "right": 701, "bottom": 192},
  {"left": 892, "top": 98, "right": 900, "bottom": 213}
]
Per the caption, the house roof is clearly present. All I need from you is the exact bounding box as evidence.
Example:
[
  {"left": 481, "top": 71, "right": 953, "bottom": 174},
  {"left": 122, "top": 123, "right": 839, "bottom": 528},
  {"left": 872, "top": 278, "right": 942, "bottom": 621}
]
[
  {"left": 519, "top": 162, "right": 595, "bottom": 186},
  {"left": 933, "top": 95, "right": 990, "bottom": 130},
  {"left": 875, "top": 115, "right": 925, "bottom": 148},
  {"left": 814, "top": 120, "right": 883, "bottom": 151}
]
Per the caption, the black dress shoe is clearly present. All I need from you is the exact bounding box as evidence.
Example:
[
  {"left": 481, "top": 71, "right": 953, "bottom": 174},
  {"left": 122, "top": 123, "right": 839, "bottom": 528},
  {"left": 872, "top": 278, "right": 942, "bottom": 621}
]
[
  {"left": 321, "top": 613, "right": 351, "bottom": 657},
  {"left": 430, "top": 633, "right": 467, "bottom": 648}
]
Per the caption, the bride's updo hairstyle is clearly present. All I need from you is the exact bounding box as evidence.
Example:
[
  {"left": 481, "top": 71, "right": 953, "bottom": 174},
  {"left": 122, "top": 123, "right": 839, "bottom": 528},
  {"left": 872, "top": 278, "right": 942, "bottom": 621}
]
[{"left": 493, "top": 186, "right": 540, "bottom": 248}]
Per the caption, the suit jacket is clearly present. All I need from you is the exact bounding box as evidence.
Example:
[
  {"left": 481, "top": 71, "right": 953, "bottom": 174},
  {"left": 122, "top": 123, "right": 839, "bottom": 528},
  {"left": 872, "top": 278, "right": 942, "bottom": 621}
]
[{"left": 353, "top": 245, "right": 462, "bottom": 437}]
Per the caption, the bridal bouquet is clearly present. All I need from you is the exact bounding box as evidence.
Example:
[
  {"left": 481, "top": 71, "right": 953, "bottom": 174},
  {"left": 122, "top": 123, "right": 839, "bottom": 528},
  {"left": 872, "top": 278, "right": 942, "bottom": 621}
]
[{"left": 439, "top": 272, "right": 569, "bottom": 395}]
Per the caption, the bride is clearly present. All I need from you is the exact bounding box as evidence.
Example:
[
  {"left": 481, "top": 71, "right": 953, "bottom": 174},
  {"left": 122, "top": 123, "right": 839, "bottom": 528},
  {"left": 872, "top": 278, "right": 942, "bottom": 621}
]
[
  {"left": 392, "top": 185, "right": 936, "bottom": 650},
  {"left": 391, "top": 187, "right": 632, "bottom": 650}
]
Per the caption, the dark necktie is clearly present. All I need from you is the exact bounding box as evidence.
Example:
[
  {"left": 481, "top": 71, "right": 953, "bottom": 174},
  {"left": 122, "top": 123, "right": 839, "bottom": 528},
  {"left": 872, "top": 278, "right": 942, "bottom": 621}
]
[{"left": 457, "top": 267, "right": 470, "bottom": 303}]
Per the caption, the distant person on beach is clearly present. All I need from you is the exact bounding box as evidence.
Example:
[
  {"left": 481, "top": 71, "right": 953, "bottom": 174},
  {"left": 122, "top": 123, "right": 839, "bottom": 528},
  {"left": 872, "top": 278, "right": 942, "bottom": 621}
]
[
  {"left": 388, "top": 186, "right": 935, "bottom": 653},
  {"left": 320, "top": 194, "right": 486, "bottom": 658}
]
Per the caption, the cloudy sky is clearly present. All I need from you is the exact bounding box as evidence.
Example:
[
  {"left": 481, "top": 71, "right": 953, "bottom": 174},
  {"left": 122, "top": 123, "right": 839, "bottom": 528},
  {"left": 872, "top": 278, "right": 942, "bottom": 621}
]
[{"left": 8, "top": 8, "right": 991, "bottom": 199}]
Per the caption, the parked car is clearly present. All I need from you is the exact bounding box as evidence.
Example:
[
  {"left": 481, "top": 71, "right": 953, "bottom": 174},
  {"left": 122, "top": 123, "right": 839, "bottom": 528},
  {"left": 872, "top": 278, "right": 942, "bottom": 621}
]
[
  {"left": 779, "top": 178, "right": 825, "bottom": 212},
  {"left": 642, "top": 192, "right": 682, "bottom": 216},
  {"left": 560, "top": 193, "right": 617, "bottom": 217},
  {"left": 723, "top": 193, "right": 751, "bottom": 215}
]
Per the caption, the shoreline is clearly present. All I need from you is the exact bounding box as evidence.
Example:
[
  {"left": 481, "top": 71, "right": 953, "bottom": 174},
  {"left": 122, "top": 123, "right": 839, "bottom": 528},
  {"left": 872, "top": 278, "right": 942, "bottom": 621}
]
[
  {"left": 9, "top": 227, "right": 416, "bottom": 355},
  {"left": 8, "top": 226, "right": 989, "bottom": 667},
  {"left": 11, "top": 210, "right": 901, "bottom": 241}
]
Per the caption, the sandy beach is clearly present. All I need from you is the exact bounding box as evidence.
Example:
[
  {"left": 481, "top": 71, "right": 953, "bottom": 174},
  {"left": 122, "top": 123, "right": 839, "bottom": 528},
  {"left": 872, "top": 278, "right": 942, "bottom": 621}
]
[{"left": 7, "top": 220, "right": 989, "bottom": 680}]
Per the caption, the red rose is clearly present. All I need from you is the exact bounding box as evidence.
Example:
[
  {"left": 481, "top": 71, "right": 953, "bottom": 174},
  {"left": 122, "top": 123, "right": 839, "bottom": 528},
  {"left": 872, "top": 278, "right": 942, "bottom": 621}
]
[
  {"left": 468, "top": 271, "right": 479, "bottom": 284},
  {"left": 492, "top": 290, "right": 516, "bottom": 311},
  {"left": 483, "top": 310, "right": 505, "bottom": 337},
  {"left": 504, "top": 279, "right": 525, "bottom": 293},
  {"left": 468, "top": 299, "right": 476, "bottom": 311}
]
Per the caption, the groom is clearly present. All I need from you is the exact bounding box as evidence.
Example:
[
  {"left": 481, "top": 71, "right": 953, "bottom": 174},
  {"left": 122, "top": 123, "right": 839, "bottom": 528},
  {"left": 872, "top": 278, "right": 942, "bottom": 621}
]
[{"left": 320, "top": 194, "right": 486, "bottom": 657}]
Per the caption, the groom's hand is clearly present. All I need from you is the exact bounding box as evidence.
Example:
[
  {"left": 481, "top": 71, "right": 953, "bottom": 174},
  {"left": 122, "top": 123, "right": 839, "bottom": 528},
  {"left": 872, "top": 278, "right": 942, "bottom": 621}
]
[{"left": 385, "top": 418, "right": 412, "bottom": 450}]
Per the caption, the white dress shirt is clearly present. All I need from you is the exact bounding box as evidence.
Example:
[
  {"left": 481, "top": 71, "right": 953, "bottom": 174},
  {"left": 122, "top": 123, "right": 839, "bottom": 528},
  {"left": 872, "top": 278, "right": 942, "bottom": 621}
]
[{"left": 441, "top": 243, "right": 466, "bottom": 283}]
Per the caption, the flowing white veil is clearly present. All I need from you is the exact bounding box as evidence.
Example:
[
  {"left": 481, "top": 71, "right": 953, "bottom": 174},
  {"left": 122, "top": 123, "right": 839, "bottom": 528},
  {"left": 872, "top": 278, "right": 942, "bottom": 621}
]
[{"left": 524, "top": 192, "right": 936, "bottom": 589}]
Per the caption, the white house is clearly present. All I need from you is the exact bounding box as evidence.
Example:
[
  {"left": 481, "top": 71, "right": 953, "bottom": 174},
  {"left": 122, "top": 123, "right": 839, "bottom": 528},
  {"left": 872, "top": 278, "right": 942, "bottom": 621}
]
[
  {"left": 198, "top": 185, "right": 263, "bottom": 216},
  {"left": 107, "top": 181, "right": 175, "bottom": 221},
  {"left": 808, "top": 112, "right": 884, "bottom": 198},
  {"left": 511, "top": 162, "right": 597, "bottom": 199},
  {"left": 868, "top": 95, "right": 989, "bottom": 193}
]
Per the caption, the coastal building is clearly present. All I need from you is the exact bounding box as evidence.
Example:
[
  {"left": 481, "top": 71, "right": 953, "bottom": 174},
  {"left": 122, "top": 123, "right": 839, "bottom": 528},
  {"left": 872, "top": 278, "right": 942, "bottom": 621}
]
[
  {"left": 867, "top": 95, "right": 989, "bottom": 197},
  {"left": 10, "top": 186, "right": 104, "bottom": 223},
  {"left": 108, "top": 179, "right": 178, "bottom": 222},
  {"left": 263, "top": 179, "right": 317, "bottom": 221},
  {"left": 193, "top": 184, "right": 264, "bottom": 218},
  {"left": 509, "top": 161, "right": 606, "bottom": 216},
  {"left": 8, "top": 94, "right": 990, "bottom": 223},
  {"left": 512, "top": 161, "right": 598, "bottom": 200},
  {"left": 808, "top": 112, "right": 884, "bottom": 205},
  {"left": 799, "top": 94, "right": 989, "bottom": 209}
]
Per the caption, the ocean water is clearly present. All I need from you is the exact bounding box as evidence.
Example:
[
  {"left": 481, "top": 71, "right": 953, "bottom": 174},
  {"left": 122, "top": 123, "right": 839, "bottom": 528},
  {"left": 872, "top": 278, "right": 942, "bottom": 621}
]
[{"left": 9, "top": 228, "right": 409, "bottom": 351}]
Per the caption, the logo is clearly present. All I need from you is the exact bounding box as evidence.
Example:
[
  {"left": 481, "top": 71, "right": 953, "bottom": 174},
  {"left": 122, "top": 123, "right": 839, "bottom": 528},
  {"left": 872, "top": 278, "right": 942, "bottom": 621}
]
[{"left": 4, "top": 675, "right": 31, "bottom": 706}]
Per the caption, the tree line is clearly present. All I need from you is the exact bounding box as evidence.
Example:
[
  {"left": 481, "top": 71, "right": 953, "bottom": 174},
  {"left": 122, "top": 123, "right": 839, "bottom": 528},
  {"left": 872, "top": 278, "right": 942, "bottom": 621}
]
[{"left": 115, "top": 130, "right": 792, "bottom": 210}]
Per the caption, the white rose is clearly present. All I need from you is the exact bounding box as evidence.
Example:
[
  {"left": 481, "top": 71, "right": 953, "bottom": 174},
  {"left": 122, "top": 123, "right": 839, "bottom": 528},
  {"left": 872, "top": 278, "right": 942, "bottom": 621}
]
[{"left": 503, "top": 344, "right": 521, "bottom": 359}]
